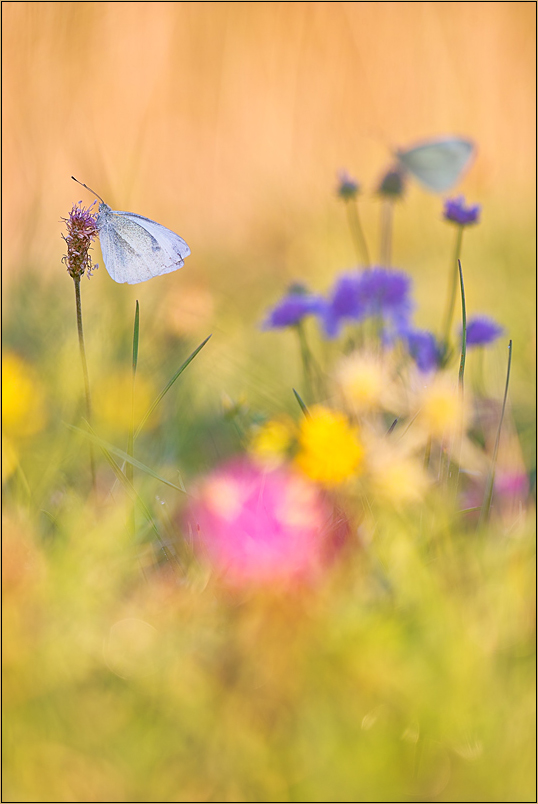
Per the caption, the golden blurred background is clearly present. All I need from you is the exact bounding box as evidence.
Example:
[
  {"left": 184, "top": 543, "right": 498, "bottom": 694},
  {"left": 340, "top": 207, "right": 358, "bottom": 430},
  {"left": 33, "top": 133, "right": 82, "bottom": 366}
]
[
  {"left": 4, "top": 2, "right": 535, "bottom": 259},
  {"left": 3, "top": 2, "right": 536, "bottom": 407}
]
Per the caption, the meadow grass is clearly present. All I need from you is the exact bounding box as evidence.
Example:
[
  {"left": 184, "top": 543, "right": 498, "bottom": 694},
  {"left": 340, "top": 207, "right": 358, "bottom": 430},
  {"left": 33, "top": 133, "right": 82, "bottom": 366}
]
[{"left": 3, "top": 166, "right": 536, "bottom": 803}]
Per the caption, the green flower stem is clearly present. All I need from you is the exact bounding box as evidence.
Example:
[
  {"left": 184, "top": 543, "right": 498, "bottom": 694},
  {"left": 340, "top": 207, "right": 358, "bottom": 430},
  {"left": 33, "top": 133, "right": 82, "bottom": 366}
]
[
  {"left": 296, "top": 321, "right": 314, "bottom": 403},
  {"left": 423, "top": 436, "right": 432, "bottom": 471},
  {"left": 346, "top": 198, "right": 371, "bottom": 267},
  {"left": 441, "top": 225, "right": 464, "bottom": 351},
  {"left": 73, "top": 275, "right": 96, "bottom": 489},
  {"left": 479, "top": 340, "right": 513, "bottom": 527},
  {"left": 449, "top": 260, "right": 467, "bottom": 501},
  {"left": 458, "top": 260, "right": 467, "bottom": 392},
  {"left": 127, "top": 300, "right": 140, "bottom": 487},
  {"left": 379, "top": 198, "right": 394, "bottom": 267}
]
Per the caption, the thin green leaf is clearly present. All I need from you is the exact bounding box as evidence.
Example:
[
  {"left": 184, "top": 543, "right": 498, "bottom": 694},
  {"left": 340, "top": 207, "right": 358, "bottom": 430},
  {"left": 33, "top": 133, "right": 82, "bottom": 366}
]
[
  {"left": 134, "top": 334, "right": 212, "bottom": 439},
  {"left": 100, "top": 445, "right": 160, "bottom": 533},
  {"left": 127, "top": 300, "right": 140, "bottom": 485},
  {"left": 66, "top": 423, "right": 186, "bottom": 493},
  {"left": 132, "top": 300, "right": 140, "bottom": 374},
  {"left": 458, "top": 259, "right": 467, "bottom": 390},
  {"left": 98, "top": 444, "right": 177, "bottom": 566},
  {"left": 479, "top": 340, "right": 513, "bottom": 526},
  {"left": 292, "top": 388, "right": 310, "bottom": 417}
]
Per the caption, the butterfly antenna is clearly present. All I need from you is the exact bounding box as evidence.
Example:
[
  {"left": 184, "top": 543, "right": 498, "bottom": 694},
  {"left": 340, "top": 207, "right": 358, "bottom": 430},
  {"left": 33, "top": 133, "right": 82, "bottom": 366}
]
[{"left": 71, "top": 177, "right": 106, "bottom": 205}]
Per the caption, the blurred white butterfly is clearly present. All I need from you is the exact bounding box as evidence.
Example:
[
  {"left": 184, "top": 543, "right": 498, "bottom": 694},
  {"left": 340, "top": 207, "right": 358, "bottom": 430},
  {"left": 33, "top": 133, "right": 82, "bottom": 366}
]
[
  {"left": 72, "top": 177, "right": 190, "bottom": 284},
  {"left": 396, "top": 137, "right": 475, "bottom": 193}
]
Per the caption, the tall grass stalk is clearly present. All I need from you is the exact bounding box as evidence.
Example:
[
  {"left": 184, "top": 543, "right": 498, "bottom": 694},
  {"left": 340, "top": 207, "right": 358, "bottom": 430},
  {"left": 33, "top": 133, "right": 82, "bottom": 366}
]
[
  {"left": 379, "top": 198, "right": 394, "bottom": 267},
  {"left": 441, "top": 225, "right": 464, "bottom": 357},
  {"left": 296, "top": 321, "right": 314, "bottom": 402},
  {"left": 479, "top": 340, "right": 513, "bottom": 526},
  {"left": 127, "top": 300, "right": 140, "bottom": 486},
  {"left": 345, "top": 198, "right": 371, "bottom": 267},
  {"left": 73, "top": 275, "right": 96, "bottom": 489}
]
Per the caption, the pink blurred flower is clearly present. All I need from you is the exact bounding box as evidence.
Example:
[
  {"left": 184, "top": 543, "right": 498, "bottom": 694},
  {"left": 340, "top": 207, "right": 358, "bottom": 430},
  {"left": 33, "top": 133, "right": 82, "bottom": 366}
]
[
  {"left": 494, "top": 471, "right": 529, "bottom": 500},
  {"left": 187, "top": 458, "right": 344, "bottom": 587}
]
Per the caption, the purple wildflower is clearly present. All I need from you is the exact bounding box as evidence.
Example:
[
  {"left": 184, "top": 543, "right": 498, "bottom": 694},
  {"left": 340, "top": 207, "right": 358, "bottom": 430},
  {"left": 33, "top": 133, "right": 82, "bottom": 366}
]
[
  {"left": 61, "top": 201, "right": 99, "bottom": 279},
  {"left": 262, "top": 284, "right": 325, "bottom": 330},
  {"left": 464, "top": 315, "right": 504, "bottom": 347},
  {"left": 403, "top": 329, "right": 441, "bottom": 372},
  {"left": 318, "top": 271, "right": 364, "bottom": 338},
  {"left": 377, "top": 165, "right": 406, "bottom": 198},
  {"left": 443, "top": 196, "right": 481, "bottom": 227},
  {"left": 357, "top": 267, "right": 413, "bottom": 330},
  {"left": 319, "top": 267, "right": 413, "bottom": 339},
  {"left": 337, "top": 170, "right": 360, "bottom": 200}
]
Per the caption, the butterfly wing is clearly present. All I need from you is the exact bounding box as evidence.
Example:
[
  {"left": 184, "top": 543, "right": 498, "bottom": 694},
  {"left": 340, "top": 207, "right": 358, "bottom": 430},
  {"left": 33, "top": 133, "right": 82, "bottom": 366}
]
[
  {"left": 397, "top": 138, "right": 475, "bottom": 193},
  {"left": 97, "top": 206, "right": 190, "bottom": 284}
]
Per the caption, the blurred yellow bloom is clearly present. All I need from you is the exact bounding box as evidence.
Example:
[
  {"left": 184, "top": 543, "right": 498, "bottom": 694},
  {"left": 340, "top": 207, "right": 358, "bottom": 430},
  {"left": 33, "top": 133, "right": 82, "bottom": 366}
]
[
  {"left": 249, "top": 417, "right": 294, "bottom": 466},
  {"left": 335, "top": 350, "right": 400, "bottom": 414},
  {"left": 417, "top": 377, "right": 467, "bottom": 439},
  {"left": 93, "top": 371, "right": 158, "bottom": 434},
  {"left": 367, "top": 444, "right": 428, "bottom": 505},
  {"left": 295, "top": 405, "right": 363, "bottom": 486},
  {"left": 2, "top": 353, "right": 47, "bottom": 438}
]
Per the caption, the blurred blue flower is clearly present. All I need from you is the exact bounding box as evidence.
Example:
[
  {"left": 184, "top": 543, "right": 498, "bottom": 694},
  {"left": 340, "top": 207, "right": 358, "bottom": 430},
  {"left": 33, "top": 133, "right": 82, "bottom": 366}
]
[
  {"left": 318, "top": 271, "right": 363, "bottom": 338},
  {"left": 336, "top": 170, "right": 360, "bottom": 200},
  {"left": 443, "top": 196, "right": 481, "bottom": 226},
  {"left": 377, "top": 165, "right": 406, "bottom": 198},
  {"left": 357, "top": 267, "right": 413, "bottom": 330},
  {"left": 464, "top": 315, "right": 504, "bottom": 347},
  {"left": 319, "top": 267, "right": 413, "bottom": 339},
  {"left": 402, "top": 328, "right": 441, "bottom": 372},
  {"left": 262, "top": 284, "right": 325, "bottom": 329}
]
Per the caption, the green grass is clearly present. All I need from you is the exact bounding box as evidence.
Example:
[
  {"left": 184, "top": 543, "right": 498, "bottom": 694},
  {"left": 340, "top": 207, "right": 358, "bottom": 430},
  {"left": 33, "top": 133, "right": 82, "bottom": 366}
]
[{"left": 2, "top": 187, "right": 536, "bottom": 802}]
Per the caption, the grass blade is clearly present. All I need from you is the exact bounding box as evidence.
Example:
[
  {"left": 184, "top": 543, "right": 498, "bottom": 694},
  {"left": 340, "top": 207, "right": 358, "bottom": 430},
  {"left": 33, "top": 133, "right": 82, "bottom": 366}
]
[
  {"left": 127, "top": 299, "right": 140, "bottom": 486},
  {"left": 134, "top": 334, "right": 212, "bottom": 439},
  {"left": 479, "top": 340, "right": 513, "bottom": 526},
  {"left": 67, "top": 423, "right": 186, "bottom": 493},
  {"left": 97, "top": 443, "right": 177, "bottom": 566},
  {"left": 132, "top": 299, "right": 140, "bottom": 374},
  {"left": 292, "top": 388, "right": 310, "bottom": 417},
  {"left": 458, "top": 259, "right": 467, "bottom": 391}
]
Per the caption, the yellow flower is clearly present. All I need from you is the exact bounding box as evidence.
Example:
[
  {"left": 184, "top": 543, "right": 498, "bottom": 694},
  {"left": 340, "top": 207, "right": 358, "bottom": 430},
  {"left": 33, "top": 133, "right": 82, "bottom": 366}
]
[
  {"left": 335, "top": 352, "right": 398, "bottom": 413},
  {"left": 249, "top": 418, "right": 294, "bottom": 466},
  {"left": 367, "top": 443, "right": 428, "bottom": 506},
  {"left": 93, "top": 371, "right": 158, "bottom": 434},
  {"left": 295, "top": 405, "right": 363, "bottom": 486},
  {"left": 417, "top": 376, "right": 467, "bottom": 439},
  {"left": 2, "top": 353, "right": 47, "bottom": 439}
]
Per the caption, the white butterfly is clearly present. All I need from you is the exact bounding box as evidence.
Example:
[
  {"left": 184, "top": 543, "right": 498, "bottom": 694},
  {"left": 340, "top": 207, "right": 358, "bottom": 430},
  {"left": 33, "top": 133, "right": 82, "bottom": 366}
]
[
  {"left": 72, "top": 178, "right": 190, "bottom": 284},
  {"left": 396, "top": 137, "right": 475, "bottom": 193}
]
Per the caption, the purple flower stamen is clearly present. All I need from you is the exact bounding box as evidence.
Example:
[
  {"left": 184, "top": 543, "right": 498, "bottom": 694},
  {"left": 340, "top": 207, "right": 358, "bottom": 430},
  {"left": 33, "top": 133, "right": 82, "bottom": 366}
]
[{"left": 61, "top": 202, "right": 99, "bottom": 279}]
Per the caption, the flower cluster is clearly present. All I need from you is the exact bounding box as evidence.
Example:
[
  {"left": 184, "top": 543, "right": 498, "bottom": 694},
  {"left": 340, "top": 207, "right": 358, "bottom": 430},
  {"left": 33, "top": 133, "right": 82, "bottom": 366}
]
[
  {"left": 181, "top": 162, "right": 517, "bottom": 592},
  {"left": 262, "top": 283, "right": 325, "bottom": 329},
  {"left": 265, "top": 266, "right": 414, "bottom": 340},
  {"left": 443, "top": 196, "right": 481, "bottom": 226},
  {"left": 61, "top": 202, "right": 99, "bottom": 279}
]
